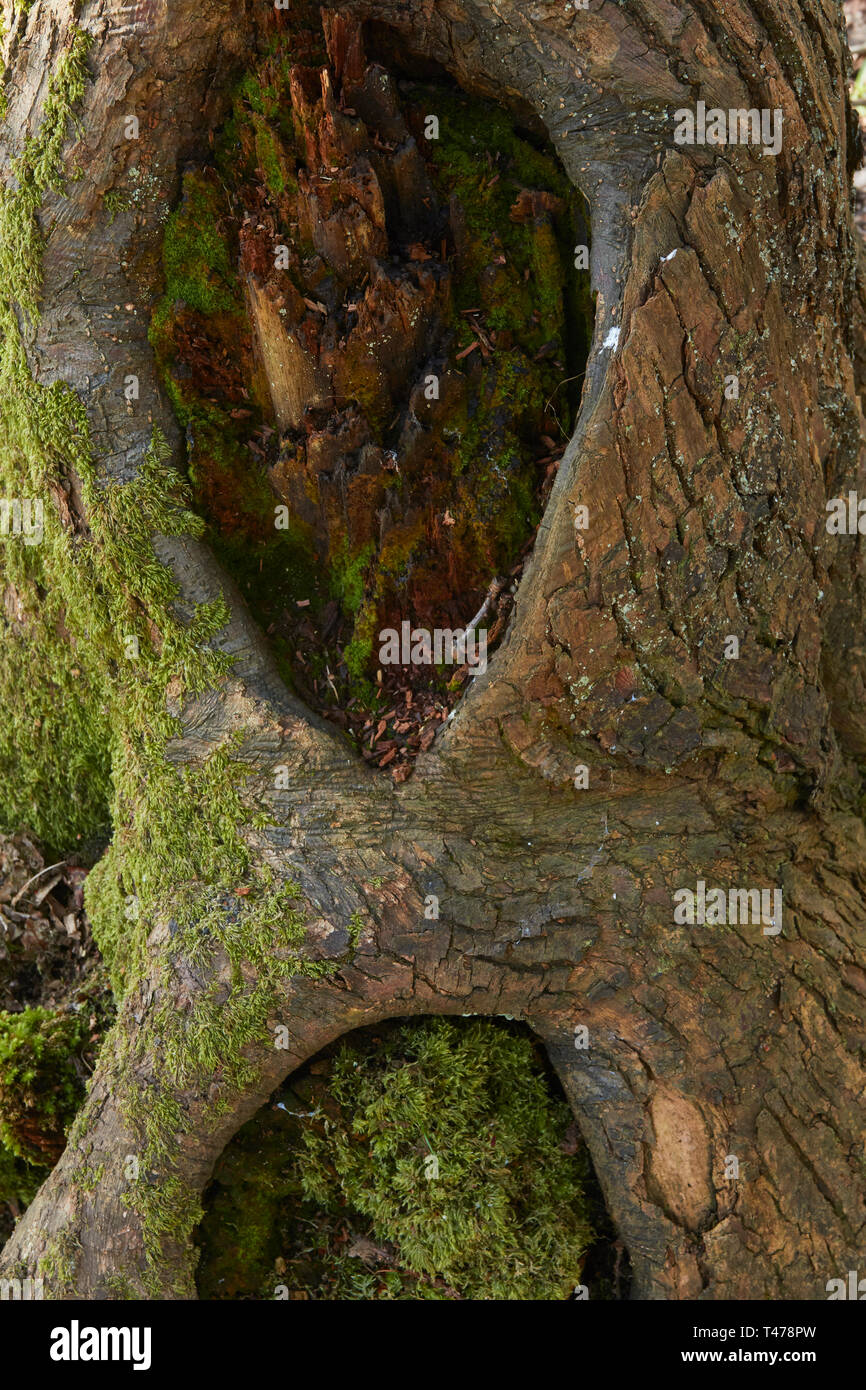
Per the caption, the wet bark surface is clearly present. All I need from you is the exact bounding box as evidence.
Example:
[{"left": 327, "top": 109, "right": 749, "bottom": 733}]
[{"left": 2, "top": 0, "right": 866, "bottom": 1300}]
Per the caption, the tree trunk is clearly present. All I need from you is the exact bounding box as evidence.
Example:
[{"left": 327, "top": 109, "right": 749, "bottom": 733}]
[{"left": 2, "top": 0, "right": 866, "bottom": 1300}]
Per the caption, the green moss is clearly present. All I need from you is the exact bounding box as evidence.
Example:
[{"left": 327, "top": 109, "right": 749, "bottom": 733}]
[
  {"left": 102, "top": 1273, "right": 138, "bottom": 1300},
  {"left": 157, "top": 173, "right": 239, "bottom": 318},
  {"left": 253, "top": 119, "right": 292, "bottom": 198},
  {"left": 329, "top": 539, "right": 375, "bottom": 618},
  {"left": 36, "top": 1229, "right": 80, "bottom": 1296},
  {"left": 0, "top": 28, "right": 363, "bottom": 1293},
  {"left": 214, "top": 65, "right": 300, "bottom": 194},
  {"left": 343, "top": 597, "right": 379, "bottom": 683},
  {"left": 0, "top": 1142, "right": 43, "bottom": 1215},
  {"left": 0, "top": 1007, "right": 92, "bottom": 1163},
  {"left": 0, "top": 29, "right": 112, "bottom": 855},
  {"left": 300, "top": 1019, "right": 592, "bottom": 1299},
  {"left": 0, "top": 969, "right": 114, "bottom": 1236},
  {"left": 196, "top": 1018, "right": 593, "bottom": 1300},
  {"left": 417, "top": 84, "right": 578, "bottom": 344},
  {"left": 102, "top": 187, "right": 131, "bottom": 224}
]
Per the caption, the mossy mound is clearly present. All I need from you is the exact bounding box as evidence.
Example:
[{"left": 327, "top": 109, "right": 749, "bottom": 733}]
[
  {"left": 0, "top": 1006, "right": 91, "bottom": 1164},
  {"left": 0, "top": 990, "right": 112, "bottom": 1245},
  {"left": 195, "top": 1017, "right": 594, "bottom": 1300}
]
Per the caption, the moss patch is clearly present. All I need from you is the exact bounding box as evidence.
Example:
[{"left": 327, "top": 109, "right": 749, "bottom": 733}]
[
  {"left": 0, "top": 987, "right": 112, "bottom": 1246},
  {"left": 0, "top": 26, "right": 357, "bottom": 1292},
  {"left": 196, "top": 1018, "right": 594, "bottom": 1300},
  {"left": 0, "top": 1007, "right": 93, "bottom": 1164}
]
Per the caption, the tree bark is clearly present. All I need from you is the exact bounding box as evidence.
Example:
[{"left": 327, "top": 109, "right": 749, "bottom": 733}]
[{"left": 2, "top": 0, "right": 866, "bottom": 1300}]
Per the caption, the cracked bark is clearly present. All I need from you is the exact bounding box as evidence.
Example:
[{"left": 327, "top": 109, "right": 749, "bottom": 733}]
[{"left": 2, "top": 0, "right": 866, "bottom": 1300}]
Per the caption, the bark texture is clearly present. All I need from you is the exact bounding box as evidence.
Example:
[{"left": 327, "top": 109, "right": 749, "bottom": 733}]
[{"left": 2, "top": 0, "right": 866, "bottom": 1300}]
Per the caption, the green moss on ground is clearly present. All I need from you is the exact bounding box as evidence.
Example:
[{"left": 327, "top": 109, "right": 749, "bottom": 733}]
[
  {"left": 196, "top": 1018, "right": 594, "bottom": 1300},
  {"left": 0, "top": 988, "right": 113, "bottom": 1239},
  {"left": 0, "top": 1007, "right": 93, "bottom": 1164},
  {"left": 0, "top": 1144, "right": 42, "bottom": 1220}
]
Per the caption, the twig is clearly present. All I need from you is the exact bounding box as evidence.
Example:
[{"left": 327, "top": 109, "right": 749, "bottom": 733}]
[
  {"left": 544, "top": 371, "right": 586, "bottom": 414},
  {"left": 446, "top": 577, "right": 506, "bottom": 664},
  {"left": 11, "top": 861, "right": 67, "bottom": 908},
  {"left": 463, "top": 577, "right": 506, "bottom": 637}
]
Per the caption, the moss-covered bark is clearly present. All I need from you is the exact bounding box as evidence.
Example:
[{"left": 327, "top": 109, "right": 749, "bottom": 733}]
[{"left": 0, "top": 0, "right": 865, "bottom": 1304}]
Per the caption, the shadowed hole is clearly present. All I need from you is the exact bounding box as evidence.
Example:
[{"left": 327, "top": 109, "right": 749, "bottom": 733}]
[{"left": 149, "top": 0, "right": 593, "bottom": 778}]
